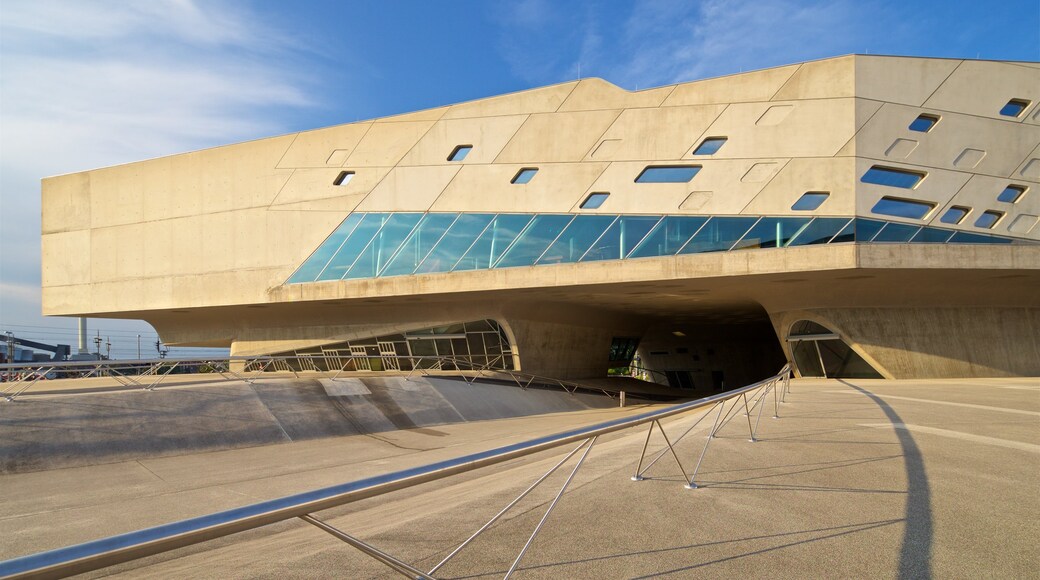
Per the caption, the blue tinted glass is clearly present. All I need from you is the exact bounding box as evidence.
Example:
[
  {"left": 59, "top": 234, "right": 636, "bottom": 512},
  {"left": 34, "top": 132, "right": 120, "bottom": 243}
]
[
  {"left": 854, "top": 219, "right": 886, "bottom": 242},
  {"left": 629, "top": 216, "right": 707, "bottom": 259},
  {"left": 286, "top": 213, "right": 363, "bottom": 283},
  {"left": 455, "top": 214, "right": 533, "bottom": 271},
  {"left": 788, "top": 218, "right": 851, "bottom": 246},
  {"left": 317, "top": 213, "right": 387, "bottom": 281},
  {"left": 735, "top": 217, "right": 811, "bottom": 250},
  {"left": 1000, "top": 100, "right": 1028, "bottom": 117},
  {"left": 997, "top": 186, "right": 1025, "bottom": 203},
  {"left": 416, "top": 213, "right": 495, "bottom": 274},
  {"left": 908, "top": 115, "right": 938, "bottom": 132},
  {"left": 680, "top": 217, "right": 759, "bottom": 253},
  {"left": 538, "top": 215, "right": 616, "bottom": 265},
  {"left": 949, "top": 231, "right": 1012, "bottom": 244},
  {"left": 871, "top": 197, "right": 934, "bottom": 219},
  {"left": 861, "top": 167, "right": 924, "bottom": 189},
  {"left": 582, "top": 216, "right": 661, "bottom": 262},
  {"left": 872, "top": 222, "right": 920, "bottom": 242},
  {"left": 974, "top": 211, "right": 1003, "bottom": 229},
  {"left": 940, "top": 207, "right": 969, "bottom": 224},
  {"left": 581, "top": 192, "right": 609, "bottom": 209},
  {"left": 380, "top": 213, "right": 458, "bottom": 277},
  {"left": 692, "top": 137, "right": 726, "bottom": 155},
  {"left": 791, "top": 192, "right": 829, "bottom": 211},
  {"left": 512, "top": 168, "right": 537, "bottom": 184},
  {"left": 495, "top": 214, "right": 574, "bottom": 268},
  {"left": 345, "top": 213, "right": 423, "bottom": 279},
  {"left": 829, "top": 219, "right": 856, "bottom": 243},
  {"left": 448, "top": 145, "right": 472, "bottom": 161},
  {"left": 635, "top": 165, "right": 701, "bottom": 183},
  {"left": 910, "top": 227, "right": 955, "bottom": 243}
]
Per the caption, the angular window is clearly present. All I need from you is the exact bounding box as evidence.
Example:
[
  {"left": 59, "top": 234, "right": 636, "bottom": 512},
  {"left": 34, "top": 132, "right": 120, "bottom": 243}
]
[
  {"left": 872, "top": 222, "right": 921, "bottom": 243},
  {"left": 940, "top": 206, "right": 970, "bottom": 225},
  {"left": 910, "top": 227, "right": 955, "bottom": 244},
  {"left": 318, "top": 213, "right": 388, "bottom": 281},
  {"left": 495, "top": 214, "right": 573, "bottom": 268},
  {"left": 580, "top": 192, "right": 610, "bottom": 209},
  {"left": 582, "top": 216, "right": 660, "bottom": 261},
  {"left": 415, "top": 213, "right": 495, "bottom": 274},
  {"left": 628, "top": 216, "right": 707, "bottom": 259},
  {"left": 286, "top": 213, "right": 364, "bottom": 284},
  {"left": 733, "top": 217, "right": 811, "bottom": 250},
  {"left": 511, "top": 168, "right": 538, "bottom": 184},
  {"left": 380, "top": 213, "right": 459, "bottom": 277},
  {"left": 791, "top": 191, "right": 829, "bottom": 211},
  {"left": 974, "top": 210, "right": 1003, "bottom": 229},
  {"left": 997, "top": 185, "right": 1026, "bottom": 203},
  {"left": 999, "top": 99, "right": 1030, "bottom": 117},
  {"left": 680, "top": 217, "right": 759, "bottom": 254},
  {"left": 692, "top": 137, "right": 727, "bottom": 155},
  {"left": 949, "top": 231, "right": 1012, "bottom": 244},
  {"left": 788, "top": 320, "right": 883, "bottom": 379},
  {"left": 853, "top": 218, "right": 887, "bottom": 242},
  {"left": 861, "top": 166, "right": 926, "bottom": 189},
  {"left": 787, "top": 217, "right": 851, "bottom": 246},
  {"left": 447, "top": 145, "right": 472, "bottom": 161},
  {"left": 333, "top": 171, "right": 355, "bottom": 186},
  {"left": 345, "top": 213, "right": 423, "bottom": 279},
  {"left": 635, "top": 165, "right": 701, "bottom": 183},
  {"left": 537, "top": 215, "right": 617, "bottom": 265},
  {"left": 908, "top": 114, "right": 940, "bottom": 132},
  {"left": 871, "top": 196, "right": 935, "bottom": 220},
  {"left": 454, "top": 214, "right": 533, "bottom": 272}
]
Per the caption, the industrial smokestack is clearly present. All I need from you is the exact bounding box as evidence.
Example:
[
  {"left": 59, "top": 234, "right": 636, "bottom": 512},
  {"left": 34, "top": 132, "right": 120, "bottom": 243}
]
[{"left": 78, "top": 318, "right": 88, "bottom": 354}]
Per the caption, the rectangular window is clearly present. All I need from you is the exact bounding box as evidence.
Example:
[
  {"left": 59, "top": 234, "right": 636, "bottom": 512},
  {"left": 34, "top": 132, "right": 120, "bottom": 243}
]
[
  {"left": 511, "top": 168, "right": 538, "bottom": 184},
  {"left": 333, "top": 171, "right": 355, "bottom": 186},
  {"left": 908, "top": 114, "right": 940, "bottom": 132},
  {"left": 997, "top": 185, "right": 1026, "bottom": 203},
  {"left": 1000, "top": 99, "right": 1029, "bottom": 117},
  {"left": 974, "top": 210, "right": 1003, "bottom": 229},
  {"left": 635, "top": 165, "right": 701, "bottom": 183},
  {"left": 791, "top": 191, "right": 829, "bottom": 211},
  {"left": 580, "top": 192, "right": 609, "bottom": 209},
  {"left": 871, "top": 196, "right": 935, "bottom": 220},
  {"left": 692, "top": 137, "right": 727, "bottom": 155},
  {"left": 861, "top": 166, "right": 926, "bottom": 189},
  {"left": 448, "top": 145, "right": 472, "bottom": 161},
  {"left": 940, "top": 206, "right": 970, "bottom": 224}
]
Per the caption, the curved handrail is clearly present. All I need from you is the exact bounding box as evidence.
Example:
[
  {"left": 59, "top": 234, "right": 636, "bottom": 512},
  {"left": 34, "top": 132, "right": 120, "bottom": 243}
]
[{"left": 0, "top": 366, "right": 790, "bottom": 579}]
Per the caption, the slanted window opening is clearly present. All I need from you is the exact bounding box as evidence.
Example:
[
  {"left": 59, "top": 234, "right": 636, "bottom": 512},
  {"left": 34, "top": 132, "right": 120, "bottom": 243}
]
[
  {"left": 332, "top": 171, "right": 355, "bottom": 186},
  {"left": 974, "top": 210, "right": 1004, "bottom": 229},
  {"left": 791, "top": 191, "right": 830, "bottom": 211},
  {"left": 635, "top": 165, "right": 702, "bottom": 183},
  {"left": 1000, "top": 99, "right": 1030, "bottom": 118},
  {"left": 580, "top": 192, "right": 610, "bottom": 209},
  {"left": 939, "top": 206, "right": 971, "bottom": 225},
  {"left": 997, "top": 185, "right": 1027, "bottom": 204},
  {"left": 511, "top": 168, "right": 538, "bottom": 184},
  {"left": 692, "top": 137, "right": 727, "bottom": 156},
  {"left": 447, "top": 145, "right": 473, "bottom": 162},
  {"left": 908, "top": 114, "right": 940, "bottom": 132},
  {"left": 871, "top": 196, "right": 935, "bottom": 220},
  {"left": 861, "top": 166, "right": 926, "bottom": 189}
]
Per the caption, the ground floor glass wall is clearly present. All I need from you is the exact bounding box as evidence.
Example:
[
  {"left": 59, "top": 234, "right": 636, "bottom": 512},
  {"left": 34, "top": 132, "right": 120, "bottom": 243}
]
[{"left": 788, "top": 320, "right": 883, "bottom": 379}]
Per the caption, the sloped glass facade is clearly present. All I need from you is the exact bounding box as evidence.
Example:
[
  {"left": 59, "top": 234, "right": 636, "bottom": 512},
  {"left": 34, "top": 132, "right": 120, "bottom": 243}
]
[{"left": 286, "top": 212, "right": 1030, "bottom": 285}]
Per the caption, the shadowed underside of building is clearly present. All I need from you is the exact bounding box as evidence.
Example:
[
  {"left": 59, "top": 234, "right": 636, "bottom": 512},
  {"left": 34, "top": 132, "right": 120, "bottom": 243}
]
[{"left": 41, "top": 55, "right": 1040, "bottom": 389}]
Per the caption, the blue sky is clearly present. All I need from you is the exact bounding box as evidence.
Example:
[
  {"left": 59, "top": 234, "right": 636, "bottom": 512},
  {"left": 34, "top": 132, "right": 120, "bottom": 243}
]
[{"left": 0, "top": 0, "right": 1038, "bottom": 357}]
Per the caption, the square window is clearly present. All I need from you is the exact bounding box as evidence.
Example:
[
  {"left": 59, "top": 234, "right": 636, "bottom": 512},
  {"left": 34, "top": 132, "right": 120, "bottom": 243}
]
[
  {"left": 939, "top": 206, "right": 970, "bottom": 224},
  {"left": 997, "top": 185, "right": 1026, "bottom": 203},
  {"left": 332, "top": 171, "right": 355, "bottom": 186},
  {"left": 871, "top": 196, "right": 935, "bottom": 220},
  {"left": 974, "top": 210, "right": 1004, "bottom": 229},
  {"left": 791, "top": 191, "right": 829, "bottom": 211},
  {"left": 635, "top": 165, "right": 701, "bottom": 183},
  {"left": 448, "top": 145, "right": 472, "bottom": 161},
  {"left": 861, "top": 166, "right": 926, "bottom": 189},
  {"left": 1000, "top": 99, "right": 1030, "bottom": 117},
  {"left": 580, "top": 192, "right": 610, "bottom": 209},
  {"left": 692, "top": 137, "right": 727, "bottom": 155},
  {"left": 908, "top": 114, "right": 940, "bottom": 132},
  {"left": 511, "top": 168, "right": 538, "bottom": 184}
]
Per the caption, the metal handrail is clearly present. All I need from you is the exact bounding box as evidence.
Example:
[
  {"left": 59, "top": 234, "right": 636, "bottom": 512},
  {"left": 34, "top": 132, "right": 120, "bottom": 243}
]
[{"left": 0, "top": 365, "right": 791, "bottom": 579}]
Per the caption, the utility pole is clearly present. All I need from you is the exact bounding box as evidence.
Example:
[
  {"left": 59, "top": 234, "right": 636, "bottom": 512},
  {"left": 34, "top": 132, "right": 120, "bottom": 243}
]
[
  {"left": 106, "top": 338, "right": 111, "bottom": 360},
  {"left": 94, "top": 331, "right": 103, "bottom": 360},
  {"left": 137, "top": 334, "right": 141, "bottom": 359}
]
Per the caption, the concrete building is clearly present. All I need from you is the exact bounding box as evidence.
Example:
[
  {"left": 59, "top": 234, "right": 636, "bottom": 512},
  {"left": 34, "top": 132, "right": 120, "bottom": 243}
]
[{"left": 40, "top": 55, "right": 1040, "bottom": 390}]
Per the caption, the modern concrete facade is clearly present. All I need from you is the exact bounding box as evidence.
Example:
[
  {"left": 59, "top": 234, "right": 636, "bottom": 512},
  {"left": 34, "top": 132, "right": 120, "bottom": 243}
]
[{"left": 41, "top": 55, "right": 1040, "bottom": 387}]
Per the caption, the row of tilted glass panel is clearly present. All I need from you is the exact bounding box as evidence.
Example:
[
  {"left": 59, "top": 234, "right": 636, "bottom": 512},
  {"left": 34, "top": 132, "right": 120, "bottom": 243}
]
[{"left": 285, "top": 213, "right": 1020, "bottom": 284}]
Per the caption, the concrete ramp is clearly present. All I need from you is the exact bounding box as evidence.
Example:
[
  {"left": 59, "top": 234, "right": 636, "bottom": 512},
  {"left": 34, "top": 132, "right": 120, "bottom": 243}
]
[{"left": 0, "top": 376, "right": 616, "bottom": 474}]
